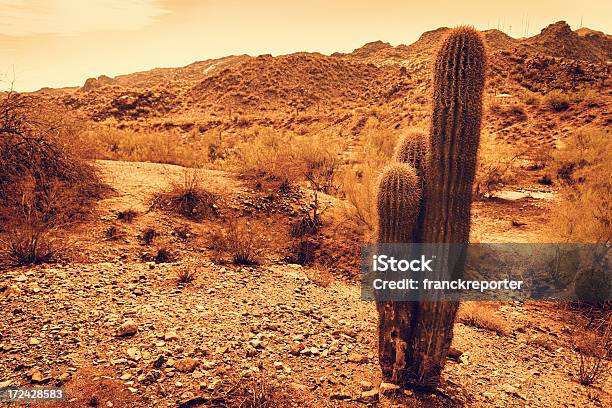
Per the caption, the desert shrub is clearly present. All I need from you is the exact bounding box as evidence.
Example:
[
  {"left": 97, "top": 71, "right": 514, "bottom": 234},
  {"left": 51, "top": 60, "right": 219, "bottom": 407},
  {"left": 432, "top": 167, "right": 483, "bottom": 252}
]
[
  {"left": 104, "top": 225, "right": 124, "bottom": 241},
  {"left": 211, "top": 220, "right": 261, "bottom": 265},
  {"left": 543, "top": 90, "right": 570, "bottom": 112},
  {"left": 573, "top": 314, "right": 611, "bottom": 386},
  {"left": 523, "top": 93, "right": 540, "bottom": 106},
  {"left": 117, "top": 209, "right": 138, "bottom": 222},
  {"left": 172, "top": 224, "right": 192, "bottom": 241},
  {"left": 234, "top": 128, "right": 343, "bottom": 190},
  {"left": 141, "top": 228, "right": 156, "bottom": 245},
  {"left": 458, "top": 302, "right": 509, "bottom": 336},
  {"left": 474, "top": 132, "right": 527, "bottom": 199},
  {"left": 176, "top": 267, "right": 197, "bottom": 285},
  {"left": 287, "top": 238, "right": 319, "bottom": 266},
  {"left": 552, "top": 128, "right": 611, "bottom": 243},
  {"left": 79, "top": 127, "right": 222, "bottom": 168},
  {"left": 151, "top": 169, "right": 218, "bottom": 221},
  {"left": 154, "top": 248, "right": 175, "bottom": 263},
  {"left": 180, "top": 371, "right": 298, "bottom": 408},
  {"left": 341, "top": 123, "right": 400, "bottom": 231},
  {"left": 0, "top": 92, "right": 105, "bottom": 266}
]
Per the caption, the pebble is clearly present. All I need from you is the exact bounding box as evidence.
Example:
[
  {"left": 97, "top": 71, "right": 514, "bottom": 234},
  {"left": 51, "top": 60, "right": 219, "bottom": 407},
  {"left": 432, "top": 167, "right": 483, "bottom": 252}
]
[{"left": 116, "top": 320, "right": 138, "bottom": 337}]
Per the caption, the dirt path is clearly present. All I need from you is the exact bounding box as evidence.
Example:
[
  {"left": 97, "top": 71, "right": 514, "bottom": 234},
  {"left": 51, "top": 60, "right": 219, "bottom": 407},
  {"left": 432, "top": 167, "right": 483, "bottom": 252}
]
[{"left": 1, "top": 161, "right": 609, "bottom": 408}]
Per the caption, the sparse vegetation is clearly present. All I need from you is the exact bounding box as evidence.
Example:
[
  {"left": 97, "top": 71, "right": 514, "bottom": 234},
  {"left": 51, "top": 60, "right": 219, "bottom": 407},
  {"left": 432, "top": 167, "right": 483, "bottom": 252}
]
[
  {"left": 141, "top": 228, "right": 156, "bottom": 245},
  {"left": 117, "top": 209, "right": 138, "bottom": 222},
  {"left": 211, "top": 220, "right": 261, "bottom": 265},
  {"left": 573, "top": 313, "right": 611, "bottom": 386},
  {"left": 151, "top": 169, "right": 218, "bottom": 221},
  {"left": 0, "top": 92, "right": 105, "bottom": 267},
  {"left": 458, "top": 302, "right": 509, "bottom": 337},
  {"left": 543, "top": 90, "right": 571, "bottom": 112},
  {"left": 176, "top": 267, "right": 198, "bottom": 285}
]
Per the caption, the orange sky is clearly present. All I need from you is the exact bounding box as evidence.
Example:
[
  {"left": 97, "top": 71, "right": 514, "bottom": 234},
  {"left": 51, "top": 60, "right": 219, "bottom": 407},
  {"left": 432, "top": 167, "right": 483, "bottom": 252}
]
[{"left": 1, "top": 0, "right": 610, "bottom": 92}]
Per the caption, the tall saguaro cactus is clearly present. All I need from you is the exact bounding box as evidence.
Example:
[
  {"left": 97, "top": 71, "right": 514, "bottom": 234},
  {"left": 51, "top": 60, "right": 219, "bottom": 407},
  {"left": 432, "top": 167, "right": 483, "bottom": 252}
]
[{"left": 375, "top": 26, "right": 486, "bottom": 387}]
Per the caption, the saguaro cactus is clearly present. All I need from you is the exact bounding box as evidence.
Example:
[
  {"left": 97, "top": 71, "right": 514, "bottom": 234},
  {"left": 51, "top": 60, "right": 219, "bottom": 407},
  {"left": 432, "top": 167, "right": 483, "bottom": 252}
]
[
  {"left": 392, "top": 130, "right": 428, "bottom": 177},
  {"left": 376, "top": 26, "right": 486, "bottom": 387}
]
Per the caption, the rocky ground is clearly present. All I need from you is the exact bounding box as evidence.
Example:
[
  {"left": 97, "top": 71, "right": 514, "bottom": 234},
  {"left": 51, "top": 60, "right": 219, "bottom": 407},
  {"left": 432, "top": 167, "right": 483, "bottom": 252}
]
[{"left": 1, "top": 161, "right": 610, "bottom": 407}]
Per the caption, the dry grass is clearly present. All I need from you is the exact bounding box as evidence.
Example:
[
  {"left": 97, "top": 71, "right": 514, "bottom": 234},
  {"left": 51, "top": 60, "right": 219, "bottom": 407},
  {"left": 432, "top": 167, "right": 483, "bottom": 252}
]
[
  {"left": 211, "top": 220, "right": 262, "bottom": 265},
  {"left": 458, "top": 302, "right": 510, "bottom": 336},
  {"left": 551, "top": 128, "right": 611, "bottom": 243},
  {"left": 80, "top": 127, "right": 222, "bottom": 168},
  {"left": 151, "top": 169, "right": 218, "bottom": 221},
  {"left": 573, "top": 313, "right": 611, "bottom": 386},
  {"left": 178, "top": 371, "right": 300, "bottom": 408}
]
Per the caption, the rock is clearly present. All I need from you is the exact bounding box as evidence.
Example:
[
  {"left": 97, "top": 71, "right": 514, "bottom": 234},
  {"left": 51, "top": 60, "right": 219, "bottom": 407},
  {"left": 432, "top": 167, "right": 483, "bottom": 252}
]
[
  {"left": 289, "top": 343, "right": 305, "bottom": 356},
  {"left": 379, "top": 382, "right": 400, "bottom": 395},
  {"left": 330, "top": 390, "right": 352, "bottom": 401},
  {"left": 249, "top": 339, "right": 264, "bottom": 349},
  {"left": 152, "top": 355, "right": 165, "bottom": 368},
  {"left": 120, "top": 373, "right": 133, "bottom": 380},
  {"left": 126, "top": 347, "right": 141, "bottom": 361},
  {"left": 15, "top": 274, "right": 28, "bottom": 282},
  {"left": 116, "top": 320, "right": 138, "bottom": 337},
  {"left": 30, "top": 369, "right": 44, "bottom": 383},
  {"left": 174, "top": 358, "right": 198, "bottom": 372},
  {"left": 274, "top": 361, "right": 284, "bottom": 370},
  {"left": 0, "top": 380, "right": 11, "bottom": 387},
  {"left": 360, "top": 389, "right": 379, "bottom": 403},
  {"left": 359, "top": 380, "right": 373, "bottom": 390},
  {"left": 348, "top": 353, "right": 367, "bottom": 364},
  {"left": 138, "top": 370, "right": 161, "bottom": 385},
  {"left": 164, "top": 331, "right": 178, "bottom": 341},
  {"left": 28, "top": 337, "right": 41, "bottom": 345},
  {"left": 191, "top": 370, "right": 204, "bottom": 379}
]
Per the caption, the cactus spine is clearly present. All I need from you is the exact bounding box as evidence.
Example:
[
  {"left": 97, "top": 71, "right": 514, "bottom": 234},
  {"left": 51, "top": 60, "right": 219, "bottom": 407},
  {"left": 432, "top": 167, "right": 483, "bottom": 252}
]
[
  {"left": 376, "top": 163, "right": 421, "bottom": 243},
  {"left": 392, "top": 131, "right": 428, "bottom": 177},
  {"left": 376, "top": 26, "right": 486, "bottom": 387}
]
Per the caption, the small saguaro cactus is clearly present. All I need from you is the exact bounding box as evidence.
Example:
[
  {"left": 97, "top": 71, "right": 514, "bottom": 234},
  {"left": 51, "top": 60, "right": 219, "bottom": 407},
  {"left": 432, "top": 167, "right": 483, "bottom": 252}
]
[
  {"left": 392, "top": 130, "right": 428, "bottom": 177},
  {"left": 376, "top": 163, "right": 421, "bottom": 244},
  {"left": 376, "top": 26, "right": 486, "bottom": 387}
]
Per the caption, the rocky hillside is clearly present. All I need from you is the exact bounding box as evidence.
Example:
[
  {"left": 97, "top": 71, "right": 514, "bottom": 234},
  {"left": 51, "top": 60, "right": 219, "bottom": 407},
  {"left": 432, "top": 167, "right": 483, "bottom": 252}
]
[{"left": 30, "top": 21, "right": 611, "bottom": 144}]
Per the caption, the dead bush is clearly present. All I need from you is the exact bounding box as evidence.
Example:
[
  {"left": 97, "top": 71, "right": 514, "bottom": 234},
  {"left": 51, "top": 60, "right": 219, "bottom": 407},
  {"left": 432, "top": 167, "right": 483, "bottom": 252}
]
[
  {"left": 154, "top": 248, "right": 175, "bottom": 263},
  {"left": 104, "top": 225, "right": 124, "bottom": 241},
  {"left": 178, "top": 371, "right": 298, "bottom": 408},
  {"left": 0, "top": 92, "right": 105, "bottom": 266},
  {"left": 211, "top": 220, "right": 261, "bottom": 265},
  {"left": 573, "top": 314, "right": 611, "bottom": 386},
  {"left": 152, "top": 169, "right": 218, "bottom": 221},
  {"left": 172, "top": 224, "right": 192, "bottom": 241},
  {"left": 458, "top": 302, "right": 509, "bottom": 336},
  {"left": 551, "top": 128, "right": 611, "bottom": 243}
]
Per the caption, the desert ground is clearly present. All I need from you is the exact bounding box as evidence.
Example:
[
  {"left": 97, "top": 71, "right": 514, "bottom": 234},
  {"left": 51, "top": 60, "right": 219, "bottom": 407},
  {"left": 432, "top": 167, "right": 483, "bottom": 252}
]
[{"left": 1, "top": 20, "right": 611, "bottom": 407}]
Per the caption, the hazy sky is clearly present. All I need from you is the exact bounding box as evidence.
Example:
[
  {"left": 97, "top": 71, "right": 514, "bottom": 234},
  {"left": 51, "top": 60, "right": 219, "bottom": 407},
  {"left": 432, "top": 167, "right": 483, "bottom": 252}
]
[{"left": 1, "top": 0, "right": 610, "bottom": 91}]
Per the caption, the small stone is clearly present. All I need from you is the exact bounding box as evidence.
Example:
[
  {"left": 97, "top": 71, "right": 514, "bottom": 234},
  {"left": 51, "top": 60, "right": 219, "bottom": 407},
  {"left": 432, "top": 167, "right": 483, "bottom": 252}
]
[
  {"left": 126, "top": 347, "right": 141, "bottom": 361},
  {"left": 120, "top": 373, "right": 132, "bottom": 380},
  {"left": 106, "top": 401, "right": 113, "bottom": 407},
  {"left": 359, "top": 380, "right": 373, "bottom": 390},
  {"left": 330, "top": 390, "right": 352, "bottom": 401},
  {"left": 191, "top": 370, "right": 204, "bottom": 379},
  {"left": 174, "top": 358, "right": 198, "bottom": 372},
  {"left": 309, "top": 347, "right": 320, "bottom": 355},
  {"left": 274, "top": 362, "right": 284, "bottom": 370},
  {"left": 15, "top": 274, "right": 28, "bottom": 282},
  {"left": 379, "top": 382, "right": 400, "bottom": 395},
  {"left": 28, "top": 337, "right": 41, "bottom": 345},
  {"left": 348, "top": 353, "right": 367, "bottom": 364},
  {"left": 164, "top": 331, "right": 178, "bottom": 341},
  {"left": 57, "top": 373, "right": 71, "bottom": 382},
  {"left": 360, "top": 389, "right": 379, "bottom": 403},
  {"left": 116, "top": 320, "right": 138, "bottom": 337},
  {"left": 249, "top": 339, "right": 264, "bottom": 349},
  {"left": 289, "top": 343, "right": 304, "bottom": 356},
  {"left": 30, "top": 369, "right": 44, "bottom": 383}
]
